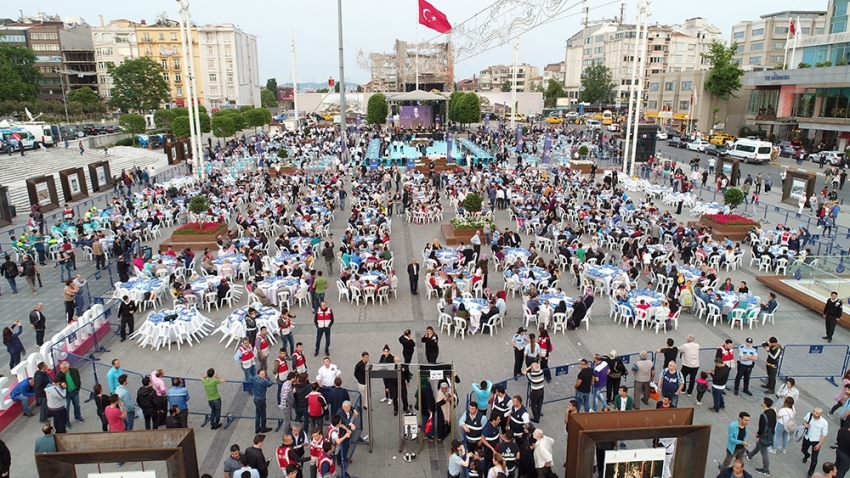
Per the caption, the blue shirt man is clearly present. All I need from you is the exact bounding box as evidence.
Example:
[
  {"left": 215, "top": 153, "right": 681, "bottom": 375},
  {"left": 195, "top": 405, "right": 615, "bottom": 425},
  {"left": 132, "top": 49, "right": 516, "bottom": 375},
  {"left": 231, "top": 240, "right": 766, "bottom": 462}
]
[
  {"left": 106, "top": 360, "right": 124, "bottom": 394},
  {"left": 251, "top": 370, "right": 274, "bottom": 434},
  {"left": 11, "top": 378, "right": 35, "bottom": 415}
]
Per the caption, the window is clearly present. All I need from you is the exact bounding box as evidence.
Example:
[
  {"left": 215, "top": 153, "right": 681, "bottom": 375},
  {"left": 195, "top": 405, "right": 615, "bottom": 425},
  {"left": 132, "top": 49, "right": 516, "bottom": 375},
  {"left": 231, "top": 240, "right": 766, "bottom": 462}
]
[
  {"left": 173, "top": 59, "right": 180, "bottom": 69},
  {"left": 679, "top": 100, "right": 690, "bottom": 110},
  {"left": 210, "top": 85, "right": 219, "bottom": 95},
  {"left": 836, "top": 2, "right": 848, "bottom": 16},
  {"left": 772, "top": 42, "right": 786, "bottom": 49},
  {"left": 752, "top": 28, "right": 764, "bottom": 36},
  {"left": 0, "top": 34, "right": 26, "bottom": 42},
  {"left": 163, "top": 73, "right": 169, "bottom": 82},
  {"left": 30, "top": 32, "right": 58, "bottom": 40},
  {"left": 99, "top": 75, "right": 108, "bottom": 84},
  {"left": 97, "top": 61, "right": 105, "bottom": 70},
  {"left": 143, "top": 33, "right": 151, "bottom": 42},
  {"left": 208, "top": 59, "right": 215, "bottom": 68},
  {"left": 170, "top": 32, "right": 177, "bottom": 41},
  {"left": 205, "top": 32, "right": 215, "bottom": 42},
  {"left": 595, "top": 35, "right": 604, "bottom": 42},
  {"left": 681, "top": 81, "right": 692, "bottom": 91},
  {"left": 583, "top": 48, "right": 592, "bottom": 55},
  {"left": 32, "top": 43, "right": 59, "bottom": 51},
  {"left": 816, "top": 28, "right": 825, "bottom": 35},
  {"left": 159, "top": 33, "right": 165, "bottom": 40},
  {"left": 751, "top": 43, "right": 764, "bottom": 51},
  {"left": 674, "top": 55, "right": 683, "bottom": 62},
  {"left": 832, "top": 22, "right": 847, "bottom": 34},
  {"left": 688, "top": 44, "right": 696, "bottom": 50},
  {"left": 174, "top": 73, "right": 181, "bottom": 83},
  {"left": 176, "top": 87, "right": 183, "bottom": 97},
  {"left": 647, "top": 100, "right": 658, "bottom": 109},
  {"left": 594, "top": 46, "right": 604, "bottom": 54},
  {"left": 802, "top": 27, "right": 810, "bottom": 34},
  {"left": 775, "top": 27, "right": 789, "bottom": 35},
  {"left": 623, "top": 56, "right": 635, "bottom": 62},
  {"left": 749, "top": 56, "right": 762, "bottom": 64},
  {"left": 207, "top": 46, "right": 214, "bottom": 55},
  {"left": 650, "top": 82, "right": 659, "bottom": 91},
  {"left": 664, "top": 81, "right": 675, "bottom": 91},
  {"left": 226, "top": 72, "right": 234, "bottom": 84},
  {"left": 225, "top": 60, "right": 233, "bottom": 70},
  {"left": 770, "top": 55, "right": 784, "bottom": 63},
  {"left": 687, "top": 55, "right": 695, "bottom": 63},
  {"left": 209, "top": 73, "right": 217, "bottom": 83},
  {"left": 224, "top": 45, "right": 232, "bottom": 56},
  {"left": 736, "top": 44, "right": 744, "bottom": 53},
  {"left": 161, "top": 59, "right": 168, "bottom": 69},
  {"left": 733, "top": 31, "right": 746, "bottom": 39}
]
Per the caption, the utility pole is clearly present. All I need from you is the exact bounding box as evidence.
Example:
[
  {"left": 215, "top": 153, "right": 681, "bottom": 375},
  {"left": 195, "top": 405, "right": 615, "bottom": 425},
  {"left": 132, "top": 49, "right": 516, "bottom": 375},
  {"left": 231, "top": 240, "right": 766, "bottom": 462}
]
[
  {"left": 628, "top": 0, "right": 651, "bottom": 178},
  {"left": 337, "top": 0, "right": 348, "bottom": 163}
]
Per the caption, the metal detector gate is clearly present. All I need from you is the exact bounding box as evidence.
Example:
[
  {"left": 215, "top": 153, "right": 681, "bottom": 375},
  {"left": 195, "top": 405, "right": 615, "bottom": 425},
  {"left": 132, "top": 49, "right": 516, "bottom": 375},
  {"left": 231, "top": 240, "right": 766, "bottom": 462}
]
[
  {"left": 417, "top": 363, "right": 457, "bottom": 451},
  {"left": 365, "top": 362, "right": 404, "bottom": 453}
]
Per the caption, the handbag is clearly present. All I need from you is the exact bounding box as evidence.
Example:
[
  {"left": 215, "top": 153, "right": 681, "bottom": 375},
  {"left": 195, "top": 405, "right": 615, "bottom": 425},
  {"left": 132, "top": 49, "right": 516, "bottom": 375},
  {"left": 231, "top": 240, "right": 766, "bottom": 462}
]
[
  {"left": 794, "top": 413, "right": 812, "bottom": 442},
  {"left": 424, "top": 414, "right": 434, "bottom": 435}
]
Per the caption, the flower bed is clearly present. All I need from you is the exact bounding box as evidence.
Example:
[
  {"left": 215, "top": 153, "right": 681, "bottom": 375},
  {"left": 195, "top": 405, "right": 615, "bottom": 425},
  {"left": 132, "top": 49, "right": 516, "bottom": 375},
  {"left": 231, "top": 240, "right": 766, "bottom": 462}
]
[
  {"left": 172, "top": 222, "right": 226, "bottom": 236},
  {"left": 700, "top": 214, "right": 760, "bottom": 241},
  {"left": 450, "top": 217, "right": 496, "bottom": 230}
]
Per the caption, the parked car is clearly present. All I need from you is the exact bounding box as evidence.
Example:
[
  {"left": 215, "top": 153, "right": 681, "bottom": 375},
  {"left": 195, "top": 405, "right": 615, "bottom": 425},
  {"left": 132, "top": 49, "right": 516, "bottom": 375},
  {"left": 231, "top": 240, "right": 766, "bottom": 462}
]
[
  {"left": 778, "top": 146, "right": 797, "bottom": 158},
  {"left": 586, "top": 119, "right": 601, "bottom": 130},
  {"left": 665, "top": 130, "right": 680, "bottom": 138},
  {"left": 606, "top": 123, "right": 620, "bottom": 132},
  {"left": 816, "top": 151, "right": 846, "bottom": 166},
  {"left": 776, "top": 140, "right": 793, "bottom": 148},
  {"left": 655, "top": 130, "right": 668, "bottom": 140},
  {"left": 686, "top": 140, "right": 711, "bottom": 152},
  {"left": 709, "top": 133, "right": 736, "bottom": 145},
  {"left": 705, "top": 144, "right": 728, "bottom": 157},
  {"left": 667, "top": 137, "right": 686, "bottom": 148},
  {"left": 80, "top": 124, "right": 99, "bottom": 136}
]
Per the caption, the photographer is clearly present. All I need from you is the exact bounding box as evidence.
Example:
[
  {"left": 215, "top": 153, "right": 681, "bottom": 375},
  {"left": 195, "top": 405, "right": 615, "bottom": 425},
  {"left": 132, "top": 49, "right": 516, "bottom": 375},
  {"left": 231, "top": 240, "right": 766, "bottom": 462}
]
[{"left": 761, "top": 337, "right": 782, "bottom": 394}]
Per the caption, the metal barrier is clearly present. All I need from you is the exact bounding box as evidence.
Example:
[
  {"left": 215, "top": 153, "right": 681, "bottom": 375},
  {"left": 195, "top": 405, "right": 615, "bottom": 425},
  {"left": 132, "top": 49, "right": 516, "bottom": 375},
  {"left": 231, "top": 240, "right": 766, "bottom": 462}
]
[{"left": 777, "top": 344, "right": 850, "bottom": 387}]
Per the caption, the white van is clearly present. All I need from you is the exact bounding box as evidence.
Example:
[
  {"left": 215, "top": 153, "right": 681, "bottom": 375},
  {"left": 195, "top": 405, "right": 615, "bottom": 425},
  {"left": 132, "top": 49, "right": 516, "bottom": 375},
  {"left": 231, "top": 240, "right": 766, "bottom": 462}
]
[
  {"left": 726, "top": 139, "right": 773, "bottom": 164},
  {"left": 14, "top": 122, "right": 55, "bottom": 147}
]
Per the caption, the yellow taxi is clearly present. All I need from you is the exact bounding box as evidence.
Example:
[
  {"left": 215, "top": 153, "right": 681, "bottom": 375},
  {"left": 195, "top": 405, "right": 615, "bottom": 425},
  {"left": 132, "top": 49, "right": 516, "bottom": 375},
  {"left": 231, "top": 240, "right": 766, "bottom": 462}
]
[
  {"left": 322, "top": 112, "right": 335, "bottom": 121},
  {"left": 709, "top": 133, "right": 736, "bottom": 145},
  {"left": 545, "top": 115, "right": 563, "bottom": 124}
]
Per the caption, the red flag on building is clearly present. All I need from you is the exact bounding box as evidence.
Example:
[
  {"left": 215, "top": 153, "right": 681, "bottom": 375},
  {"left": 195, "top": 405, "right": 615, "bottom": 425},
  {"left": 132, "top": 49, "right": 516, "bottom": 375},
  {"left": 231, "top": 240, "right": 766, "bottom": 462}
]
[
  {"left": 789, "top": 17, "right": 796, "bottom": 35},
  {"left": 419, "top": 0, "right": 452, "bottom": 34}
]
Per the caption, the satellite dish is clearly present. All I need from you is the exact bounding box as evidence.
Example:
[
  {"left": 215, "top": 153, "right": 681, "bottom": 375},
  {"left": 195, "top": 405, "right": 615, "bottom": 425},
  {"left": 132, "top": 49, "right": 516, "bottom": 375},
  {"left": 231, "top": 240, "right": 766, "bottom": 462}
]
[{"left": 25, "top": 107, "right": 34, "bottom": 121}]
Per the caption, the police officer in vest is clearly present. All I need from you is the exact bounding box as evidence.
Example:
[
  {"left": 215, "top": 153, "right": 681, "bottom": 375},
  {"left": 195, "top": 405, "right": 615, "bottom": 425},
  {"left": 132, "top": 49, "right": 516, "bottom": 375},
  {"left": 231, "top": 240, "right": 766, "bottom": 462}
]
[
  {"left": 734, "top": 337, "right": 758, "bottom": 397},
  {"left": 276, "top": 433, "right": 312, "bottom": 478},
  {"left": 459, "top": 401, "right": 485, "bottom": 452},
  {"left": 491, "top": 384, "right": 511, "bottom": 433},
  {"left": 480, "top": 412, "right": 502, "bottom": 476},
  {"left": 508, "top": 395, "right": 530, "bottom": 442}
]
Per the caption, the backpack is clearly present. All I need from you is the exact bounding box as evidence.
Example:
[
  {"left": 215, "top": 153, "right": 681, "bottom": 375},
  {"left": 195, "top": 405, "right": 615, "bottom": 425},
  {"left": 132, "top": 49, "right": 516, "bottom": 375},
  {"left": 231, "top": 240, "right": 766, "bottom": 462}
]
[
  {"left": 21, "top": 261, "right": 35, "bottom": 277},
  {"left": 758, "top": 412, "right": 775, "bottom": 446},
  {"left": 3, "top": 262, "right": 18, "bottom": 278}
]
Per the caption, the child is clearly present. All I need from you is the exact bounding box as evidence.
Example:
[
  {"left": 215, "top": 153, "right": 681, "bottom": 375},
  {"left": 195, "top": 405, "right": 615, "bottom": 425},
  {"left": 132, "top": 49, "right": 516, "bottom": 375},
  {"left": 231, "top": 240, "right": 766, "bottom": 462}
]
[
  {"left": 695, "top": 371, "right": 709, "bottom": 405},
  {"left": 751, "top": 192, "right": 760, "bottom": 206}
]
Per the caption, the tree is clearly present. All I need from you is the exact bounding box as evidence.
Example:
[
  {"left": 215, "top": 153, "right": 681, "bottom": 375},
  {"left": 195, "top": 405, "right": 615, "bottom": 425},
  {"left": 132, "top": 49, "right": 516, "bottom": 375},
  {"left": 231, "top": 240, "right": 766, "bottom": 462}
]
[
  {"left": 543, "top": 79, "right": 565, "bottom": 108},
  {"left": 153, "top": 108, "right": 176, "bottom": 131},
  {"left": 366, "top": 93, "right": 388, "bottom": 124},
  {"left": 0, "top": 44, "right": 40, "bottom": 102},
  {"left": 211, "top": 114, "right": 235, "bottom": 138},
  {"left": 447, "top": 91, "right": 464, "bottom": 123},
  {"left": 265, "top": 78, "right": 278, "bottom": 98},
  {"left": 500, "top": 81, "right": 512, "bottom": 92},
  {"left": 197, "top": 112, "right": 211, "bottom": 133},
  {"left": 118, "top": 113, "right": 146, "bottom": 145},
  {"left": 239, "top": 105, "right": 254, "bottom": 113},
  {"left": 457, "top": 93, "right": 481, "bottom": 125},
  {"left": 170, "top": 106, "right": 189, "bottom": 117},
  {"left": 171, "top": 116, "right": 191, "bottom": 137},
  {"left": 108, "top": 57, "right": 169, "bottom": 113},
  {"left": 244, "top": 107, "right": 272, "bottom": 128},
  {"left": 723, "top": 188, "right": 744, "bottom": 207},
  {"left": 701, "top": 40, "right": 744, "bottom": 128},
  {"left": 579, "top": 64, "right": 615, "bottom": 105},
  {"left": 316, "top": 88, "right": 329, "bottom": 93},
  {"left": 527, "top": 79, "right": 544, "bottom": 93},
  {"left": 67, "top": 86, "right": 100, "bottom": 106},
  {"left": 261, "top": 89, "right": 277, "bottom": 108}
]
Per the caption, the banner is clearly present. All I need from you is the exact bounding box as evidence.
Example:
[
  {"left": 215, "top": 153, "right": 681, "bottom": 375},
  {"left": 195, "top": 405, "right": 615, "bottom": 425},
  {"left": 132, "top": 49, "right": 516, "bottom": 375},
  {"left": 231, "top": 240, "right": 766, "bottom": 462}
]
[
  {"left": 446, "top": 134, "right": 454, "bottom": 163},
  {"left": 542, "top": 132, "right": 552, "bottom": 164},
  {"left": 515, "top": 125, "right": 523, "bottom": 153},
  {"left": 406, "top": 157, "right": 416, "bottom": 169},
  {"left": 356, "top": 113, "right": 361, "bottom": 132},
  {"left": 604, "top": 448, "right": 665, "bottom": 478},
  {"left": 369, "top": 157, "right": 378, "bottom": 170},
  {"left": 435, "top": 114, "right": 441, "bottom": 126},
  {"left": 484, "top": 113, "right": 490, "bottom": 133}
]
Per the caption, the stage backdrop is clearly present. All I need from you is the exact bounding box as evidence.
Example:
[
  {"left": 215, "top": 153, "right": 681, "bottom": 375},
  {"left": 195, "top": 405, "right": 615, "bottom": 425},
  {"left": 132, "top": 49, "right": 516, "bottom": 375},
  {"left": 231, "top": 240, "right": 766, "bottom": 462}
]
[{"left": 399, "top": 105, "right": 433, "bottom": 129}]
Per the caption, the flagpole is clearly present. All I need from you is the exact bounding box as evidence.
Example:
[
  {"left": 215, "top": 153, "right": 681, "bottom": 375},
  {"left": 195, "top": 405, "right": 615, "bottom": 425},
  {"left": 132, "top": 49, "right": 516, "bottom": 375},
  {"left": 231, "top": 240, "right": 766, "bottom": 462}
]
[
  {"left": 783, "top": 18, "right": 791, "bottom": 69},
  {"left": 415, "top": 24, "right": 420, "bottom": 90},
  {"left": 291, "top": 29, "right": 299, "bottom": 129},
  {"left": 791, "top": 15, "right": 799, "bottom": 70}
]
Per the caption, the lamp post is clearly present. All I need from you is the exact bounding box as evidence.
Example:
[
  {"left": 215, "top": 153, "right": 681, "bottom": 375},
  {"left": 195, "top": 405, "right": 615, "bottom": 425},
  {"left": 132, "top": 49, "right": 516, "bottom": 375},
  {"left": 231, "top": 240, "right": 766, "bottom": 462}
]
[
  {"left": 56, "top": 69, "right": 70, "bottom": 125},
  {"left": 337, "top": 0, "right": 348, "bottom": 163}
]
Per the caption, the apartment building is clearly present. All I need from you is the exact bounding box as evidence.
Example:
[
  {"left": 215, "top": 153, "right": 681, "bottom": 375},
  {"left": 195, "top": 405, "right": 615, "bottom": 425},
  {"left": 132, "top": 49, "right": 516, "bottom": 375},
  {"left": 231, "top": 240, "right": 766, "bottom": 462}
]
[
  {"left": 135, "top": 17, "right": 204, "bottom": 109},
  {"left": 478, "top": 64, "right": 540, "bottom": 92},
  {"left": 730, "top": 11, "right": 827, "bottom": 70},
  {"left": 197, "top": 24, "right": 261, "bottom": 109},
  {"left": 644, "top": 70, "right": 713, "bottom": 131},
  {"left": 92, "top": 19, "right": 139, "bottom": 100},
  {"left": 542, "top": 62, "right": 565, "bottom": 84}
]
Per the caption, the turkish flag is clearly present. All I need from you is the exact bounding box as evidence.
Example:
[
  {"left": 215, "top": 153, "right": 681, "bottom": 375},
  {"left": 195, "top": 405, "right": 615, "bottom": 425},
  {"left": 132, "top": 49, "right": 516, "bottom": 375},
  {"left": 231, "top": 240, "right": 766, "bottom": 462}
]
[
  {"left": 419, "top": 0, "right": 452, "bottom": 34},
  {"left": 789, "top": 18, "right": 796, "bottom": 36}
]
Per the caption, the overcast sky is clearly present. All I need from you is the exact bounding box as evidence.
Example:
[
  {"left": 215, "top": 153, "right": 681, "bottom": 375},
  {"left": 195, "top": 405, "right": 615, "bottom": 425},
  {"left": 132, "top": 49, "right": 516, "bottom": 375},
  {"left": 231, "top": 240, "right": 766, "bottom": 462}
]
[{"left": 19, "top": 0, "right": 818, "bottom": 85}]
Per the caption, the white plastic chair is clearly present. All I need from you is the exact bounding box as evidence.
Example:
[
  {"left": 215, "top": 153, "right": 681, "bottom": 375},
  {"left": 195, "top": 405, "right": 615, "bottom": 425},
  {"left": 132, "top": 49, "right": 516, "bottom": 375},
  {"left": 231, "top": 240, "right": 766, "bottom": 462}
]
[
  {"left": 633, "top": 308, "right": 648, "bottom": 330},
  {"left": 439, "top": 313, "right": 453, "bottom": 334},
  {"left": 706, "top": 304, "right": 722, "bottom": 327},
  {"left": 551, "top": 313, "right": 567, "bottom": 334},
  {"left": 759, "top": 305, "right": 776, "bottom": 326},
  {"left": 453, "top": 317, "right": 468, "bottom": 339}
]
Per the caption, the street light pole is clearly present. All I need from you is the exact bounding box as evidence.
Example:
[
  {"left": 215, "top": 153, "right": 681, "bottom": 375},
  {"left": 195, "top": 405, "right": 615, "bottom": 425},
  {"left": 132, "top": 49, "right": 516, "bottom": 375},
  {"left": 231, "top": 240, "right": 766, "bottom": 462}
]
[
  {"left": 337, "top": 0, "right": 348, "bottom": 163},
  {"left": 177, "top": 0, "right": 200, "bottom": 180},
  {"left": 57, "top": 69, "right": 70, "bottom": 125}
]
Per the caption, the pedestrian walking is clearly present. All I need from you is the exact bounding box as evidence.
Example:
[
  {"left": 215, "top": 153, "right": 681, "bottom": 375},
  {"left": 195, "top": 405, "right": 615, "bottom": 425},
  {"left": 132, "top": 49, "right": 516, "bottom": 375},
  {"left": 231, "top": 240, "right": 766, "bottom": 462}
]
[
  {"left": 720, "top": 412, "right": 751, "bottom": 469},
  {"left": 824, "top": 292, "right": 844, "bottom": 343},
  {"left": 734, "top": 337, "right": 758, "bottom": 396},
  {"left": 313, "top": 301, "right": 334, "bottom": 357},
  {"left": 20, "top": 254, "right": 38, "bottom": 295},
  {"left": 802, "top": 408, "right": 830, "bottom": 477},
  {"left": 592, "top": 354, "right": 609, "bottom": 411},
  {"left": 62, "top": 279, "right": 78, "bottom": 323},
  {"left": 1, "top": 255, "right": 19, "bottom": 294},
  {"left": 321, "top": 242, "right": 335, "bottom": 275},
  {"left": 407, "top": 258, "right": 420, "bottom": 295},
  {"left": 117, "top": 295, "right": 137, "bottom": 341},
  {"left": 201, "top": 368, "right": 225, "bottom": 430},
  {"left": 398, "top": 329, "right": 415, "bottom": 364},
  {"left": 78, "top": 141, "right": 84, "bottom": 155},
  {"left": 745, "top": 397, "right": 776, "bottom": 476}
]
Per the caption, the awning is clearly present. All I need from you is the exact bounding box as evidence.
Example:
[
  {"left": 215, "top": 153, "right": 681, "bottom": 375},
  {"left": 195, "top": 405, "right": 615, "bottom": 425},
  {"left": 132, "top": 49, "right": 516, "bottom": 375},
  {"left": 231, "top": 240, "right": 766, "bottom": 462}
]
[
  {"left": 838, "top": 132, "right": 850, "bottom": 140},
  {"left": 175, "top": 99, "right": 185, "bottom": 106}
]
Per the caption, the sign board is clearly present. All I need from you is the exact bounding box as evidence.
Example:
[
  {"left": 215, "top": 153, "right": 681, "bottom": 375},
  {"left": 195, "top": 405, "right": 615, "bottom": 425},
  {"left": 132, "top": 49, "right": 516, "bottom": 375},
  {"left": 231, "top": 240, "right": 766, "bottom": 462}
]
[
  {"left": 89, "top": 472, "right": 156, "bottom": 478},
  {"left": 660, "top": 111, "right": 673, "bottom": 119},
  {"left": 35, "top": 55, "right": 62, "bottom": 63},
  {"left": 556, "top": 98, "right": 571, "bottom": 107},
  {"left": 429, "top": 370, "right": 443, "bottom": 380}
]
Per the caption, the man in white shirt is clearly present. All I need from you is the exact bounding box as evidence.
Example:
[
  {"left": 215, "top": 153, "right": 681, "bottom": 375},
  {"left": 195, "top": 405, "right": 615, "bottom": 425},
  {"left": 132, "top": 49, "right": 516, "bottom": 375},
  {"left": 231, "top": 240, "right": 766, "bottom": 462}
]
[
  {"left": 803, "top": 408, "right": 829, "bottom": 477},
  {"left": 532, "top": 428, "right": 554, "bottom": 478},
  {"left": 315, "top": 357, "right": 341, "bottom": 388},
  {"left": 679, "top": 335, "right": 700, "bottom": 396}
]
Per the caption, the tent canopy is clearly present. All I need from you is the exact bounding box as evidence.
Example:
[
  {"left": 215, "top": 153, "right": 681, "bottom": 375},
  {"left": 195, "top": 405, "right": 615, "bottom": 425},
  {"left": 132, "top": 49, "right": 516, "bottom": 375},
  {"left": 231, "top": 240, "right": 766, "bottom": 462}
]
[{"left": 388, "top": 89, "right": 448, "bottom": 102}]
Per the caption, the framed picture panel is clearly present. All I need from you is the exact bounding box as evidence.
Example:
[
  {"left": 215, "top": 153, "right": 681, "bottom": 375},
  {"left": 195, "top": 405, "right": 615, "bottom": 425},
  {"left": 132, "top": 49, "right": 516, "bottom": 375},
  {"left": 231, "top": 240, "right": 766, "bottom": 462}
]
[
  {"left": 26, "top": 175, "right": 60, "bottom": 212},
  {"left": 0, "top": 186, "right": 12, "bottom": 227},
  {"left": 87, "top": 161, "right": 113, "bottom": 193},
  {"left": 59, "top": 167, "right": 89, "bottom": 203}
]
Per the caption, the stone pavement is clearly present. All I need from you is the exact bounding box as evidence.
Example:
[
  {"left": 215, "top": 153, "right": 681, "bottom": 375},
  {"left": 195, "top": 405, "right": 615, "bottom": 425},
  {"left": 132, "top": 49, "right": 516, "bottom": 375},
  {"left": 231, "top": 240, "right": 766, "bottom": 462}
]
[{"left": 0, "top": 173, "right": 847, "bottom": 478}]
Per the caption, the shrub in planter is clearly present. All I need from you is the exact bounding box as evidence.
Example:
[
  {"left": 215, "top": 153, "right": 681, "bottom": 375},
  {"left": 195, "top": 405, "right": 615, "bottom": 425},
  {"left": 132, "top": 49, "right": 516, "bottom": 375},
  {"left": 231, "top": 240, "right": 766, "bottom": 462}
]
[
  {"left": 450, "top": 216, "right": 496, "bottom": 230},
  {"left": 723, "top": 188, "right": 744, "bottom": 208},
  {"left": 188, "top": 195, "right": 209, "bottom": 215},
  {"left": 701, "top": 214, "right": 760, "bottom": 226},
  {"left": 462, "top": 192, "right": 484, "bottom": 213},
  {"left": 578, "top": 145, "right": 589, "bottom": 158},
  {"left": 114, "top": 137, "right": 134, "bottom": 147},
  {"left": 277, "top": 149, "right": 289, "bottom": 160}
]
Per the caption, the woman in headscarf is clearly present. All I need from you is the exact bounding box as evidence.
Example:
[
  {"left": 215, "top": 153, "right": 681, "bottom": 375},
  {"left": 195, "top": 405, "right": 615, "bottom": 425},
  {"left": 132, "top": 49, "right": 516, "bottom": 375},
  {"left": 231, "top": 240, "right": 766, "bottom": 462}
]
[{"left": 435, "top": 381, "right": 457, "bottom": 443}]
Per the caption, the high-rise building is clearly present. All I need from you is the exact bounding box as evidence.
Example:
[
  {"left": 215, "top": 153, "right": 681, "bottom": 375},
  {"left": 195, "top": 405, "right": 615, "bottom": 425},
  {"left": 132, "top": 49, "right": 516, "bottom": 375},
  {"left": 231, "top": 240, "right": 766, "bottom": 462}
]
[
  {"left": 196, "top": 24, "right": 261, "bottom": 109},
  {"left": 477, "top": 64, "right": 540, "bottom": 92},
  {"left": 729, "top": 11, "right": 827, "bottom": 70},
  {"left": 92, "top": 19, "right": 140, "bottom": 101}
]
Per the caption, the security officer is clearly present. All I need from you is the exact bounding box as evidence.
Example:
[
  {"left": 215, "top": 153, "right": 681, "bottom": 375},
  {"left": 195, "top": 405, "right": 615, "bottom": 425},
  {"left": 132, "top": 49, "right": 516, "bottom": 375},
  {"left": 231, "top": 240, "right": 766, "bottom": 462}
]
[
  {"left": 511, "top": 327, "right": 528, "bottom": 377},
  {"left": 734, "top": 337, "right": 758, "bottom": 396},
  {"left": 458, "top": 401, "right": 485, "bottom": 452}
]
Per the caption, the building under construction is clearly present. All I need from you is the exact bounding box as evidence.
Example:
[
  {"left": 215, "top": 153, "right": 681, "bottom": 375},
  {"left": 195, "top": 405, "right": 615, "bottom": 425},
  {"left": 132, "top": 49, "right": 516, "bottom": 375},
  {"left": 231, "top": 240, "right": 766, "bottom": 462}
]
[{"left": 359, "top": 40, "right": 454, "bottom": 93}]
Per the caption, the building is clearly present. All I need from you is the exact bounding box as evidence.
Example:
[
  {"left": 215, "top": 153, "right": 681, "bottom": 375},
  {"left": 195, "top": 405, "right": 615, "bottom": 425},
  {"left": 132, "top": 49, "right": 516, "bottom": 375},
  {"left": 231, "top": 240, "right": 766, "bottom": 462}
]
[
  {"left": 456, "top": 76, "right": 478, "bottom": 92},
  {"left": 644, "top": 70, "right": 713, "bottom": 132},
  {"left": 362, "top": 40, "right": 454, "bottom": 92},
  {"left": 729, "top": 11, "right": 827, "bottom": 71},
  {"left": 92, "top": 19, "right": 140, "bottom": 101},
  {"left": 134, "top": 15, "right": 204, "bottom": 109},
  {"left": 197, "top": 24, "right": 261, "bottom": 109},
  {"left": 726, "top": 66, "right": 850, "bottom": 151},
  {"left": 542, "top": 62, "right": 565, "bottom": 84},
  {"left": 1, "top": 14, "right": 97, "bottom": 102},
  {"left": 477, "top": 64, "right": 540, "bottom": 92}
]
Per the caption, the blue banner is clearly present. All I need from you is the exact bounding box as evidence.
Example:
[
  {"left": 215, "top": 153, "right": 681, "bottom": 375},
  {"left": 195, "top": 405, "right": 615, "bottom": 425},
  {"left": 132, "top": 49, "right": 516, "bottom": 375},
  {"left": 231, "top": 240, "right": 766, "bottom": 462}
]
[
  {"left": 447, "top": 134, "right": 454, "bottom": 163},
  {"left": 578, "top": 103, "right": 584, "bottom": 116},
  {"left": 435, "top": 114, "right": 441, "bottom": 126},
  {"left": 515, "top": 125, "right": 523, "bottom": 153},
  {"left": 543, "top": 132, "right": 552, "bottom": 164},
  {"left": 406, "top": 157, "right": 416, "bottom": 169},
  {"left": 484, "top": 114, "right": 490, "bottom": 133},
  {"left": 369, "top": 157, "right": 378, "bottom": 170},
  {"left": 356, "top": 113, "right": 361, "bottom": 132}
]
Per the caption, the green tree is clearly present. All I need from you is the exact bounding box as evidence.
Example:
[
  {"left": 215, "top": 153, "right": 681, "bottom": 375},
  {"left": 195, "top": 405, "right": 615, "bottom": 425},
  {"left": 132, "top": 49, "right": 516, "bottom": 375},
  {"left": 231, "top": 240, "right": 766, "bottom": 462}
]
[
  {"left": 366, "top": 92, "right": 388, "bottom": 124},
  {"left": 170, "top": 106, "right": 189, "bottom": 117},
  {"left": 316, "top": 88, "right": 329, "bottom": 93},
  {"left": 211, "top": 114, "right": 235, "bottom": 138},
  {"left": 197, "top": 111, "right": 211, "bottom": 133},
  {"left": 261, "top": 89, "right": 277, "bottom": 108},
  {"left": 108, "top": 57, "right": 169, "bottom": 113},
  {"left": 265, "top": 78, "right": 278, "bottom": 98},
  {"left": 153, "top": 108, "right": 176, "bottom": 131},
  {"left": 701, "top": 40, "right": 744, "bottom": 127},
  {"left": 447, "top": 91, "right": 464, "bottom": 123},
  {"left": 0, "top": 44, "right": 40, "bottom": 102},
  {"left": 239, "top": 105, "right": 255, "bottom": 113},
  {"left": 723, "top": 187, "right": 744, "bottom": 207},
  {"left": 67, "top": 86, "right": 100, "bottom": 106},
  {"left": 457, "top": 93, "right": 481, "bottom": 125},
  {"left": 579, "top": 64, "right": 615, "bottom": 104},
  {"left": 527, "top": 79, "right": 544, "bottom": 93},
  {"left": 500, "top": 81, "right": 512, "bottom": 92},
  {"left": 244, "top": 107, "right": 272, "bottom": 128},
  {"left": 543, "top": 79, "right": 565, "bottom": 108},
  {"left": 171, "top": 115, "right": 191, "bottom": 137},
  {"left": 118, "top": 113, "right": 146, "bottom": 145}
]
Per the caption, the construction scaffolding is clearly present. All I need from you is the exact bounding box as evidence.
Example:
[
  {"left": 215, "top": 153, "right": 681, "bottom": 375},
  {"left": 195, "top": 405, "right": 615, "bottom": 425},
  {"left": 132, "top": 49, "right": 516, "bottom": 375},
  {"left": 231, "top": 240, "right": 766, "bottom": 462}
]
[{"left": 358, "top": 40, "right": 454, "bottom": 93}]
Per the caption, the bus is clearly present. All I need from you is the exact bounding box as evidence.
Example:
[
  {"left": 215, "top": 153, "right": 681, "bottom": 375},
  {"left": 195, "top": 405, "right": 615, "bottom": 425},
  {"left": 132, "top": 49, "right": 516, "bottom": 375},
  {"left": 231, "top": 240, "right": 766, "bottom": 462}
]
[
  {"left": 602, "top": 110, "right": 614, "bottom": 125},
  {"left": 14, "top": 122, "right": 56, "bottom": 147},
  {"left": 0, "top": 128, "right": 35, "bottom": 152}
]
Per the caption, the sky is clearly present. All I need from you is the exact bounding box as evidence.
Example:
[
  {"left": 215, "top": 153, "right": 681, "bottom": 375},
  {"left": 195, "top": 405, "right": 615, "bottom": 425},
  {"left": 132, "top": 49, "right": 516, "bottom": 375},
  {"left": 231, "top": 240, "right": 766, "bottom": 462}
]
[{"left": 10, "top": 0, "right": 820, "bottom": 85}]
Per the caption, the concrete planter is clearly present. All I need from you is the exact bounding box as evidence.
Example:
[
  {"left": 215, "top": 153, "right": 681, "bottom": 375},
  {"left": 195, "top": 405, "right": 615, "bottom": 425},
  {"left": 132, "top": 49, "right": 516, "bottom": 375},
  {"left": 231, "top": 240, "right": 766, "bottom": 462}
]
[
  {"left": 158, "top": 223, "right": 227, "bottom": 253},
  {"left": 699, "top": 215, "right": 759, "bottom": 242}
]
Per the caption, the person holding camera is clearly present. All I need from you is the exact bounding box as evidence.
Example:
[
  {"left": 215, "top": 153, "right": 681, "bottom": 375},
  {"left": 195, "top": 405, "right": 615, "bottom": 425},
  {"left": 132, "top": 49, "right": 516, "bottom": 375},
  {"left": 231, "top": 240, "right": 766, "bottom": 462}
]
[{"left": 761, "top": 337, "right": 782, "bottom": 394}]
